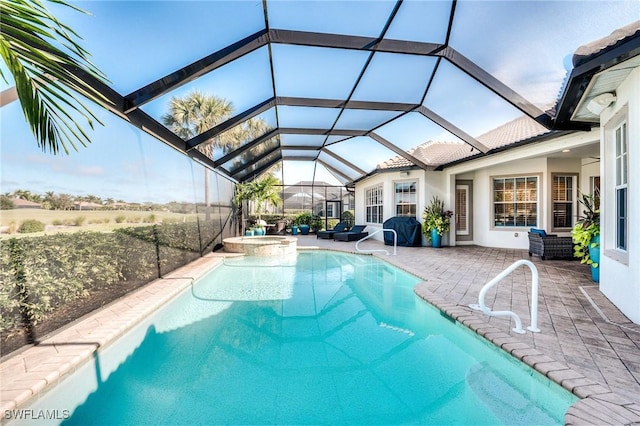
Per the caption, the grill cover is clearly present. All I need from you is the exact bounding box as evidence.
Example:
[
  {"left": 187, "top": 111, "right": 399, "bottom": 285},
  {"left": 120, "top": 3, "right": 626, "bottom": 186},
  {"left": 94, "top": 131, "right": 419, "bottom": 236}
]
[{"left": 383, "top": 216, "right": 423, "bottom": 247}]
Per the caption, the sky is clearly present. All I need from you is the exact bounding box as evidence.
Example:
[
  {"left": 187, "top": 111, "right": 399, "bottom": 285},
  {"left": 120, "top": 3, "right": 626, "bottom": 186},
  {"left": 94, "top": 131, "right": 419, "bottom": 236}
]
[{"left": 1, "top": 0, "right": 638, "bottom": 204}]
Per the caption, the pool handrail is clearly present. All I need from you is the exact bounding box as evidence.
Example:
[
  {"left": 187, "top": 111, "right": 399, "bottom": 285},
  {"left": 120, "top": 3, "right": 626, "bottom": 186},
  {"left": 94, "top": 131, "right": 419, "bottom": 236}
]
[
  {"left": 468, "top": 259, "right": 540, "bottom": 334},
  {"left": 355, "top": 228, "right": 397, "bottom": 256}
]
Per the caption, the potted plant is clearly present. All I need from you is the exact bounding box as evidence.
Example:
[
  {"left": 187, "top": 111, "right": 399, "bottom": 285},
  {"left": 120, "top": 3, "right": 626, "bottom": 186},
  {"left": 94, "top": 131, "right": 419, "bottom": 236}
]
[
  {"left": 422, "top": 196, "right": 453, "bottom": 248},
  {"left": 254, "top": 222, "right": 266, "bottom": 236},
  {"left": 294, "top": 212, "right": 314, "bottom": 235},
  {"left": 233, "top": 175, "right": 282, "bottom": 236},
  {"left": 571, "top": 191, "right": 600, "bottom": 282}
]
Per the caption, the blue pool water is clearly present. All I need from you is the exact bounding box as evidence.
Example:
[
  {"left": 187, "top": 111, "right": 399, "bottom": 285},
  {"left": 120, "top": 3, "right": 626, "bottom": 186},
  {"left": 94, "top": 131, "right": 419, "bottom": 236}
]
[{"left": 25, "top": 251, "right": 576, "bottom": 425}]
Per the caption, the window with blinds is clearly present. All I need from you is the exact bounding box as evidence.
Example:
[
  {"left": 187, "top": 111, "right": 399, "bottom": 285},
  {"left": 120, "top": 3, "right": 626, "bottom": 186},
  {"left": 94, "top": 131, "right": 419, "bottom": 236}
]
[
  {"left": 365, "top": 185, "right": 383, "bottom": 224},
  {"left": 615, "top": 122, "right": 628, "bottom": 251},
  {"left": 455, "top": 185, "right": 469, "bottom": 235},
  {"left": 394, "top": 181, "right": 417, "bottom": 218},
  {"left": 552, "top": 175, "right": 575, "bottom": 229},
  {"left": 493, "top": 176, "right": 537, "bottom": 227}
]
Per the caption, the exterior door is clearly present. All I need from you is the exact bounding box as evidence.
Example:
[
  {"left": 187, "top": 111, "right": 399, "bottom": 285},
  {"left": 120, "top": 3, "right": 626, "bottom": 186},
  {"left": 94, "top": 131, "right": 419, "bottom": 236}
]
[{"left": 455, "top": 181, "right": 473, "bottom": 242}]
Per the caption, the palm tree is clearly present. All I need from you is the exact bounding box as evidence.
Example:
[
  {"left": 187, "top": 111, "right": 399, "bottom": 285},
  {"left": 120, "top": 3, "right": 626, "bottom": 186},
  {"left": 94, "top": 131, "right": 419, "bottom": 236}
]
[
  {"left": 1, "top": 0, "right": 110, "bottom": 154},
  {"left": 234, "top": 175, "right": 282, "bottom": 224},
  {"left": 161, "top": 90, "right": 234, "bottom": 144},
  {"left": 249, "top": 175, "right": 282, "bottom": 221},
  {"left": 161, "top": 90, "right": 237, "bottom": 218},
  {"left": 42, "top": 190, "right": 56, "bottom": 209}
]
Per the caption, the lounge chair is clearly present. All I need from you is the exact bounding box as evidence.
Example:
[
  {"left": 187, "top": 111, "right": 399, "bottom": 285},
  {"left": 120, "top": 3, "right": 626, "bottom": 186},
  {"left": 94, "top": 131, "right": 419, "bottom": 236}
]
[
  {"left": 266, "top": 219, "right": 289, "bottom": 235},
  {"left": 334, "top": 225, "right": 368, "bottom": 242},
  {"left": 316, "top": 221, "right": 349, "bottom": 239}
]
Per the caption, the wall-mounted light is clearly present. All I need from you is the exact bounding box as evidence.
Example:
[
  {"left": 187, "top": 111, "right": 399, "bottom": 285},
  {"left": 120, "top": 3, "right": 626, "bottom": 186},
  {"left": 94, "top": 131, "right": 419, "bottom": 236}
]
[
  {"left": 562, "top": 149, "right": 571, "bottom": 153},
  {"left": 400, "top": 171, "right": 410, "bottom": 177},
  {"left": 586, "top": 92, "right": 616, "bottom": 115}
]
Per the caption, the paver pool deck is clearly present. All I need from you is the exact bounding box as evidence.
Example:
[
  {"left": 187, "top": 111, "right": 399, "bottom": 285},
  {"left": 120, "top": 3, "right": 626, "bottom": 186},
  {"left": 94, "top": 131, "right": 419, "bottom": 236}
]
[{"left": 1, "top": 236, "right": 639, "bottom": 424}]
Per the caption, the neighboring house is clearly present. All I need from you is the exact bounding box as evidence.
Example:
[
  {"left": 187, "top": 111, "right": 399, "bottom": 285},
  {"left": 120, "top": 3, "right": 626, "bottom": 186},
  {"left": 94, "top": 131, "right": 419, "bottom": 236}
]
[
  {"left": 283, "top": 181, "right": 354, "bottom": 217},
  {"left": 10, "top": 198, "right": 42, "bottom": 209},
  {"left": 354, "top": 22, "right": 640, "bottom": 322},
  {"left": 74, "top": 201, "right": 104, "bottom": 210}
]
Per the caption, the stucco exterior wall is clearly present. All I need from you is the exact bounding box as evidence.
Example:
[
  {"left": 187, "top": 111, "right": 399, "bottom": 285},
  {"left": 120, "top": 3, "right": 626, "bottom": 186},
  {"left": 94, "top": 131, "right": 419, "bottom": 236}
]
[
  {"left": 599, "top": 66, "right": 640, "bottom": 323},
  {"left": 355, "top": 169, "right": 447, "bottom": 244},
  {"left": 445, "top": 132, "right": 597, "bottom": 250}
]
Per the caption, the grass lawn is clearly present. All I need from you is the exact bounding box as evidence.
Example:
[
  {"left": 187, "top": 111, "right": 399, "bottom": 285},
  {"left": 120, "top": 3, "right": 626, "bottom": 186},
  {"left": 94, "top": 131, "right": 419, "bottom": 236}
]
[{"left": 0, "top": 209, "right": 203, "bottom": 238}]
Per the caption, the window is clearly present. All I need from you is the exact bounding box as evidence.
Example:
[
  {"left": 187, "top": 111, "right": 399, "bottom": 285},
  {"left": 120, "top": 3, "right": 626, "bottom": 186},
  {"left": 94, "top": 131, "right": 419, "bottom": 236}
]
[
  {"left": 365, "top": 185, "right": 383, "bottom": 224},
  {"left": 394, "top": 181, "right": 417, "bottom": 218},
  {"left": 552, "top": 175, "right": 576, "bottom": 229},
  {"left": 590, "top": 176, "right": 601, "bottom": 210},
  {"left": 493, "top": 176, "right": 537, "bottom": 227},
  {"left": 615, "top": 122, "right": 628, "bottom": 251}
]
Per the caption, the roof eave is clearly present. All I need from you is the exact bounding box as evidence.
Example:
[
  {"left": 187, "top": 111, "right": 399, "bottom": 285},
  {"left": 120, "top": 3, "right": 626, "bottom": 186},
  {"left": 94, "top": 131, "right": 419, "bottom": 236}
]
[
  {"left": 554, "top": 29, "right": 640, "bottom": 128},
  {"left": 434, "top": 129, "right": 574, "bottom": 170}
]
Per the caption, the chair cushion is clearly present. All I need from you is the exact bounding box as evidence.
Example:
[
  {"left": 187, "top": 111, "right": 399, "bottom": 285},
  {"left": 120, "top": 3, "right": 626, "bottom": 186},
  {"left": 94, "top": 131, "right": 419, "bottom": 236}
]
[
  {"left": 333, "top": 222, "right": 348, "bottom": 232},
  {"left": 529, "top": 228, "right": 547, "bottom": 238}
]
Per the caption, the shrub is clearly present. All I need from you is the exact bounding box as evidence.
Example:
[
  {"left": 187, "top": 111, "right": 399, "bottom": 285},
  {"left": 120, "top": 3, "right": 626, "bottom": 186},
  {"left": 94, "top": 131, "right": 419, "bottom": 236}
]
[
  {"left": 143, "top": 214, "right": 156, "bottom": 223},
  {"left": 17, "top": 220, "right": 45, "bottom": 233},
  {"left": 0, "top": 219, "right": 228, "bottom": 355},
  {"left": 115, "top": 215, "right": 126, "bottom": 223},
  {"left": 52, "top": 219, "right": 63, "bottom": 226},
  {"left": 0, "top": 196, "right": 15, "bottom": 210},
  {"left": 88, "top": 218, "right": 110, "bottom": 224},
  {"left": 341, "top": 210, "right": 355, "bottom": 227},
  {"left": 73, "top": 216, "right": 86, "bottom": 226}
]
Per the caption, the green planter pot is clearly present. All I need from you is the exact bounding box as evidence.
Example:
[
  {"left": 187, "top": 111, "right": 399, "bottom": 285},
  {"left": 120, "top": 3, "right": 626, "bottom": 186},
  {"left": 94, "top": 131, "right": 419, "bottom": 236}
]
[
  {"left": 245, "top": 229, "right": 254, "bottom": 236},
  {"left": 291, "top": 225, "right": 298, "bottom": 235},
  {"left": 299, "top": 224, "right": 310, "bottom": 235}
]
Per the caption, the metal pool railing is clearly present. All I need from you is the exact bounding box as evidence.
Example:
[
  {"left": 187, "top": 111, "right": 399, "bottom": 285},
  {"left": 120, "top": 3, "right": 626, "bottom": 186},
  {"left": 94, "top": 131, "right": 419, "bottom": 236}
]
[
  {"left": 355, "top": 228, "right": 397, "bottom": 256},
  {"left": 469, "top": 259, "right": 540, "bottom": 334}
]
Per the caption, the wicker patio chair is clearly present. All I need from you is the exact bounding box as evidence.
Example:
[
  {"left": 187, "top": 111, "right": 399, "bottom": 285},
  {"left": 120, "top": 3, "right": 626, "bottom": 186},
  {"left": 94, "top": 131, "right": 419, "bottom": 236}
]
[{"left": 528, "top": 231, "right": 575, "bottom": 260}]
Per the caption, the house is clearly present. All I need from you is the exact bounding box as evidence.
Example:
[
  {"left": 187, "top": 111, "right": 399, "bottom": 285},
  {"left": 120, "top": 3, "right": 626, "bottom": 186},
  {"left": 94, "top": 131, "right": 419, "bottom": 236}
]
[
  {"left": 354, "top": 22, "right": 640, "bottom": 323},
  {"left": 283, "top": 181, "right": 354, "bottom": 217},
  {"left": 10, "top": 198, "right": 42, "bottom": 209},
  {"left": 73, "top": 201, "right": 104, "bottom": 210}
]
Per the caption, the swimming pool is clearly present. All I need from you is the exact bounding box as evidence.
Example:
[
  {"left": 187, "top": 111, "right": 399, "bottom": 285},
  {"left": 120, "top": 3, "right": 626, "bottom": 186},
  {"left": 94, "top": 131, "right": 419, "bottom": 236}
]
[{"left": 20, "top": 250, "right": 576, "bottom": 425}]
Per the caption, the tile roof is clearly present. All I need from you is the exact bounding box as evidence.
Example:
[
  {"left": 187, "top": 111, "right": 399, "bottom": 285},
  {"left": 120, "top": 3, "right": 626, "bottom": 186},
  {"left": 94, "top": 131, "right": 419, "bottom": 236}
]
[
  {"left": 378, "top": 115, "right": 551, "bottom": 170},
  {"left": 573, "top": 20, "right": 640, "bottom": 67},
  {"left": 10, "top": 198, "right": 42, "bottom": 208}
]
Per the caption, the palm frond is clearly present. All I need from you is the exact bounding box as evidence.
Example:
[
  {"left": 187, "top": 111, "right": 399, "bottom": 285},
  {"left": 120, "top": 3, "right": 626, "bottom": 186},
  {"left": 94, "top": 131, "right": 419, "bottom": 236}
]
[{"left": 0, "top": 0, "right": 111, "bottom": 154}]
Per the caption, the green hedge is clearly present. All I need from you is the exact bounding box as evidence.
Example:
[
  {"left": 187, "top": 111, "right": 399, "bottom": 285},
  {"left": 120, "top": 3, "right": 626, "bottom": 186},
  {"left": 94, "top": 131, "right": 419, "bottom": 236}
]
[{"left": 0, "top": 221, "right": 223, "bottom": 338}]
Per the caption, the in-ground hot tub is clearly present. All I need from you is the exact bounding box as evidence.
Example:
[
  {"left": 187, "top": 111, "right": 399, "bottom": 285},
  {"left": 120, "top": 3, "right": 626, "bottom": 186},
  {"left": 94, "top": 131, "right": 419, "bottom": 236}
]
[{"left": 223, "top": 236, "right": 297, "bottom": 257}]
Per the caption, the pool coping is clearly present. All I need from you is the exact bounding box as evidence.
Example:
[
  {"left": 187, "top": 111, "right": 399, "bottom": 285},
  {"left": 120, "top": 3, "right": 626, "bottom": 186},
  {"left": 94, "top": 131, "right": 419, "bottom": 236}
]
[{"left": 1, "top": 248, "right": 639, "bottom": 425}]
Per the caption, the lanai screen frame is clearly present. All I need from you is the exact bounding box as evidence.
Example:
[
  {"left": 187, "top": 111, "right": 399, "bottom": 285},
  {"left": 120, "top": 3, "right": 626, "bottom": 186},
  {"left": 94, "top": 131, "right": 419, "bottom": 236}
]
[{"left": 63, "top": 0, "right": 595, "bottom": 186}]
